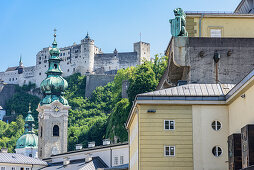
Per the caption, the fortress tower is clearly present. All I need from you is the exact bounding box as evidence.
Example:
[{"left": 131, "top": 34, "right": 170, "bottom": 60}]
[
  {"left": 37, "top": 31, "right": 70, "bottom": 159},
  {"left": 80, "top": 33, "right": 95, "bottom": 74},
  {"left": 134, "top": 41, "right": 150, "bottom": 64}
]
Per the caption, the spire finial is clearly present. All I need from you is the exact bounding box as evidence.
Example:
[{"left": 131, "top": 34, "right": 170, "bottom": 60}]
[
  {"left": 54, "top": 28, "right": 57, "bottom": 38},
  {"left": 28, "top": 103, "right": 31, "bottom": 113}
]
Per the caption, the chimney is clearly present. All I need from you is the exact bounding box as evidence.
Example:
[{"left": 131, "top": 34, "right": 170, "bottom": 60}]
[
  {"left": 88, "top": 141, "right": 95, "bottom": 148},
  {"left": 103, "top": 139, "right": 111, "bottom": 146},
  {"left": 76, "top": 144, "right": 83, "bottom": 150},
  {"left": 63, "top": 157, "right": 70, "bottom": 166},
  {"left": 85, "top": 154, "right": 92, "bottom": 163},
  {"left": 0, "top": 148, "right": 8, "bottom": 153}
]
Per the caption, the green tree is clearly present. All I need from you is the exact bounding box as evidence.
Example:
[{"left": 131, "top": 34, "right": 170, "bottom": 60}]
[
  {"left": 106, "top": 98, "right": 130, "bottom": 142},
  {"left": 128, "top": 62, "right": 158, "bottom": 102}
]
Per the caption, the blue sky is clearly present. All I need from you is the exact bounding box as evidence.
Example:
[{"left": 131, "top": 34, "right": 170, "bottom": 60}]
[{"left": 0, "top": 0, "right": 240, "bottom": 71}]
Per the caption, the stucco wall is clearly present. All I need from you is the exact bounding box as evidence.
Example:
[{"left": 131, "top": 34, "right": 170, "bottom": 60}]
[
  {"left": 228, "top": 82, "right": 254, "bottom": 135},
  {"left": 187, "top": 16, "right": 254, "bottom": 38},
  {"left": 192, "top": 105, "right": 229, "bottom": 170}
]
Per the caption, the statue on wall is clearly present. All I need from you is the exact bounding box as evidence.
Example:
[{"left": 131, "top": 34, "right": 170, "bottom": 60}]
[{"left": 169, "top": 8, "right": 188, "bottom": 37}]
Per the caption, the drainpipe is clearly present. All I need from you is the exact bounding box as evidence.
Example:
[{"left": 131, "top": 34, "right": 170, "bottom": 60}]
[{"left": 199, "top": 14, "right": 204, "bottom": 37}]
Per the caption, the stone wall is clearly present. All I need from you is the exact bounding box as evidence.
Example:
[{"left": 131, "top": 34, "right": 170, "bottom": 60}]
[
  {"left": 158, "top": 37, "right": 254, "bottom": 89},
  {"left": 0, "top": 84, "right": 16, "bottom": 109},
  {"left": 85, "top": 74, "right": 115, "bottom": 97}
]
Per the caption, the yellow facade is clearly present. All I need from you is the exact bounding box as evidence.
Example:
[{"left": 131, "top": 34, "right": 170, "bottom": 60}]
[
  {"left": 186, "top": 14, "right": 254, "bottom": 37},
  {"left": 128, "top": 104, "right": 193, "bottom": 170}
]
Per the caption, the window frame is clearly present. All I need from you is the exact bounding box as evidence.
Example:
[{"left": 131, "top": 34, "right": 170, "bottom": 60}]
[
  {"left": 120, "top": 156, "right": 124, "bottom": 164},
  {"left": 1, "top": 167, "right": 6, "bottom": 170},
  {"left": 164, "top": 145, "right": 175, "bottom": 157},
  {"left": 114, "top": 156, "right": 118, "bottom": 165},
  {"left": 212, "top": 146, "right": 223, "bottom": 157},
  {"left": 164, "top": 120, "right": 175, "bottom": 130},
  {"left": 211, "top": 120, "right": 222, "bottom": 131}
]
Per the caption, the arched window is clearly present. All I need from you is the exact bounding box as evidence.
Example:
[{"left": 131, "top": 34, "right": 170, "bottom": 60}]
[{"left": 53, "top": 125, "right": 59, "bottom": 136}]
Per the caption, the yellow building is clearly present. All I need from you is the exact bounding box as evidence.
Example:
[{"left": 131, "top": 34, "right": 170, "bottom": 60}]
[
  {"left": 186, "top": 0, "right": 254, "bottom": 37},
  {"left": 127, "top": 69, "right": 254, "bottom": 170}
]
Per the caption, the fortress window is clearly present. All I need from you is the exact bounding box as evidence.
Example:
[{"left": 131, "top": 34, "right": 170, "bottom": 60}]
[
  {"left": 41, "top": 127, "right": 43, "bottom": 137},
  {"left": 39, "top": 57, "right": 41, "bottom": 60},
  {"left": 9, "top": 78, "right": 11, "bottom": 81},
  {"left": 12, "top": 78, "right": 14, "bottom": 81},
  {"left": 63, "top": 53, "right": 65, "bottom": 56},
  {"left": 44, "top": 60, "right": 47, "bottom": 63},
  {"left": 53, "top": 125, "right": 59, "bottom": 136},
  {"left": 75, "top": 56, "right": 78, "bottom": 58},
  {"left": 45, "top": 56, "right": 47, "bottom": 59},
  {"left": 39, "top": 73, "right": 41, "bottom": 75},
  {"left": 39, "top": 62, "right": 41, "bottom": 64},
  {"left": 45, "top": 65, "right": 46, "bottom": 67},
  {"left": 68, "top": 51, "right": 70, "bottom": 54},
  {"left": 54, "top": 64, "right": 57, "bottom": 69},
  {"left": 73, "top": 68, "right": 75, "bottom": 72},
  {"left": 60, "top": 53, "right": 62, "bottom": 56},
  {"left": 67, "top": 69, "right": 69, "bottom": 72}
]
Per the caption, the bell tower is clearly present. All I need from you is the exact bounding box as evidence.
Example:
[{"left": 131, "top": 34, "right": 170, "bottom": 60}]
[{"left": 37, "top": 30, "right": 70, "bottom": 159}]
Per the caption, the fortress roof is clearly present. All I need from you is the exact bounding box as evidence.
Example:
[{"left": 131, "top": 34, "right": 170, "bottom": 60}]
[{"left": 6, "top": 66, "right": 18, "bottom": 72}]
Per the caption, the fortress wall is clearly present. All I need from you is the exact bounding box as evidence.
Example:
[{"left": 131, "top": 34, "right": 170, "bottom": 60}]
[{"left": 85, "top": 74, "right": 115, "bottom": 97}]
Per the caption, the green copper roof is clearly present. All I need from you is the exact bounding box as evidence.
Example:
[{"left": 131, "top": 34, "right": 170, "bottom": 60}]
[
  {"left": 40, "top": 30, "right": 68, "bottom": 106},
  {"left": 16, "top": 104, "right": 38, "bottom": 149},
  {"left": 16, "top": 133, "right": 38, "bottom": 149}
]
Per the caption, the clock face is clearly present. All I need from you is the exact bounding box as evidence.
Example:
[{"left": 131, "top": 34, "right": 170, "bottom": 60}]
[{"left": 54, "top": 105, "right": 60, "bottom": 113}]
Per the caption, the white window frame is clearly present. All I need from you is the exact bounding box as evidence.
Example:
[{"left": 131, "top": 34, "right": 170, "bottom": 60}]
[
  {"left": 114, "top": 156, "right": 118, "bottom": 165},
  {"left": 211, "top": 120, "right": 222, "bottom": 131},
  {"left": 164, "top": 145, "right": 175, "bottom": 157},
  {"left": 164, "top": 120, "right": 175, "bottom": 130},
  {"left": 212, "top": 146, "right": 223, "bottom": 157},
  {"left": 120, "top": 156, "right": 124, "bottom": 164}
]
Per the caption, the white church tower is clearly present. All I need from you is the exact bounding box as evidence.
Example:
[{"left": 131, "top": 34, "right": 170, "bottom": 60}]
[{"left": 37, "top": 31, "right": 70, "bottom": 159}]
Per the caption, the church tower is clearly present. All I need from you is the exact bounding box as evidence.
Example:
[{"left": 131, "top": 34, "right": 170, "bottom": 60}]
[{"left": 37, "top": 31, "right": 70, "bottom": 159}]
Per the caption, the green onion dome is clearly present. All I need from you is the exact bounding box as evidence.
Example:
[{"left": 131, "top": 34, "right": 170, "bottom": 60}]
[
  {"left": 40, "top": 30, "right": 68, "bottom": 106},
  {"left": 16, "top": 104, "right": 38, "bottom": 149},
  {"left": 16, "top": 134, "right": 38, "bottom": 149}
]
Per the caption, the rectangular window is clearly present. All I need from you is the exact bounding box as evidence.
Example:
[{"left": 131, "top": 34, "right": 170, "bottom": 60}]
[
  {"left": 1, "top": 167, "right": 5, "bottom": 170},
  {"left": 26, "top": 168, "right": 29, "bottom": 170},
  {"left": 11, "top": 168, "right": 15, "bottom": 170},
  {"left": 114, "top": 157, "right": 118, "bottom": 165},
  {"left": 164, "top": 146, "right": 175, "bottom": 156},
  {"left": 120, "top": 156, "right": 124, "bottom": 164},
  {"left": 210, "top": 29, "right": 221, "bottom": 37},
  {"left": 164, "top": 120, "right": 175, "bottom": 130}
]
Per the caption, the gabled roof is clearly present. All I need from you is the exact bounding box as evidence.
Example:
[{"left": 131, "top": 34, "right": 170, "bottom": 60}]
[
  {"left": 0, "top": 153, "right": 47, "bottom": 165},
  {"left": 6, "top": 66, "right": 18, "bottom": 72}
]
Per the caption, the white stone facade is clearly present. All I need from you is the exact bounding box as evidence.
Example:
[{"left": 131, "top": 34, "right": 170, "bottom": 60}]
[
  {"left": 0, "top": 35, "right": 150, "bottom": 87},
  {"left": 15, "top": 147, "right": 38, "bottom": 158}
]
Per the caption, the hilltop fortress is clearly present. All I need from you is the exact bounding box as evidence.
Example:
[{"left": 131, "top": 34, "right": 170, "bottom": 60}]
[{"left": 0, "top": 33, "right": 150, "bottom": 88}]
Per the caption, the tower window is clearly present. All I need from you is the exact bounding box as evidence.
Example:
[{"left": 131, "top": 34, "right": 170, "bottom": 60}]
[
  {"left": 53, "top": 125, "right": 59, "bottom": 136},
  {"left": 54, "top": 64, "right": 57, "bottom": 69},
  {"left": 41, "top": 127, "right": 43, "bottom": 137}
]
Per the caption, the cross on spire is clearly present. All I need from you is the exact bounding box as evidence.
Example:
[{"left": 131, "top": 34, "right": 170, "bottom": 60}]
[{"left": 54, "top": 28, "right": 57, "bottom": 37}]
